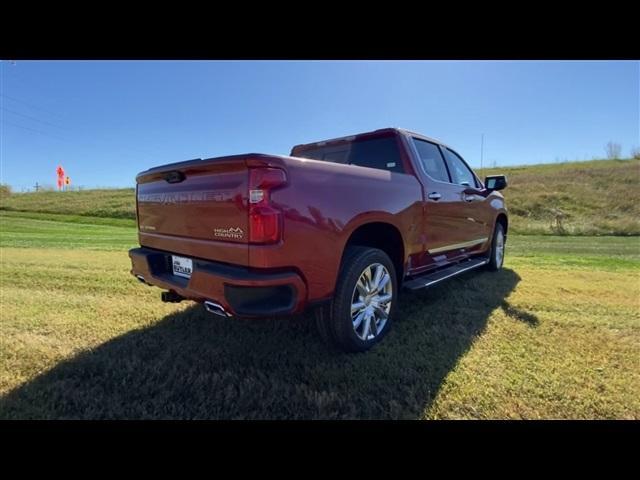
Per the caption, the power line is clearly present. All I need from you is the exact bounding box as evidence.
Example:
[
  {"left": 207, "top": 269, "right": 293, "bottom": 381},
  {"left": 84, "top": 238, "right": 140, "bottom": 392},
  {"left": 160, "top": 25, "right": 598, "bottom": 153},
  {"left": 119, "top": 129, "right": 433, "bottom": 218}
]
[
  {"left": 0, "top": 85, "right": 163, "bottom": 163},
  {"left": 2, "top": 120, "right": 67, "bottom": 141},
  {"left": 1, "top": 96, "right": 160, "bottom": 159},
  {"left": 1, "top": 104, "right": 155, "bottom": 158},
  {"left": 480, "top": 133, "right": 484, "bottom": 175},
  {"left": 1, "top": 107, "right": 67, "bottom": 130},
  {"left": 0, "top": 93, "right": 65, "bottom": 119}
]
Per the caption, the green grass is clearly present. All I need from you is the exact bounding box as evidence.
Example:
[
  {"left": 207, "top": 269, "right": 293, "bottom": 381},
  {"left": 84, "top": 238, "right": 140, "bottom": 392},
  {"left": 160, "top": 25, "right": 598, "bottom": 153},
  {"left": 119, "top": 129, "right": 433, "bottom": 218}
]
[
  {"left": 0, "top": 213, "right": 638, "bottom": 419},
  {"left": 0, "top": 210, "right": 136, "bottom": 228},
  {"left": 2, "top": 158, "right": 639, "bottom": 235},
  {"left": 0, "top": 211, "right": 136, "bottom": 251}
]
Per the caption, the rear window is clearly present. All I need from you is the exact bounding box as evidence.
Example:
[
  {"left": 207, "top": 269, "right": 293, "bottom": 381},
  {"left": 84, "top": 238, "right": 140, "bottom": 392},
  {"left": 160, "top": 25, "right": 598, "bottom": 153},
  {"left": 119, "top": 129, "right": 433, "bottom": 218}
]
[{"left": 294, "top": 136, "right": 404, "bottom": 173}]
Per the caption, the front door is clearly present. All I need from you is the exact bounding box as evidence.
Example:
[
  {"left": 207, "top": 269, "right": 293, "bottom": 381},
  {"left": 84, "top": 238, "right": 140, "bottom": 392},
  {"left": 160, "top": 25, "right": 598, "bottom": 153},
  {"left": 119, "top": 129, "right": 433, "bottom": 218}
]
[{"left": 439, "top": 147, "right": 492, "bottom": 254}]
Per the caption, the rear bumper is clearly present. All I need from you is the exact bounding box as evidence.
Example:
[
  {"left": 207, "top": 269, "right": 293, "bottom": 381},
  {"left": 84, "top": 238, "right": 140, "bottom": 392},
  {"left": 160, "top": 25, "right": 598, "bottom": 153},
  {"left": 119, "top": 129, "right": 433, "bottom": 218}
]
[{"left": 128, "top": 247, "right": 308, "bottom": 317}]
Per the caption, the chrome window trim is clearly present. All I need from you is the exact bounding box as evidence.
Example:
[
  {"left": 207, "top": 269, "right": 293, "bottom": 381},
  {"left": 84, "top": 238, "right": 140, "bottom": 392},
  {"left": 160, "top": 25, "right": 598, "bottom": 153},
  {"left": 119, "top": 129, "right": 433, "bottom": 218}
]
[{"left": 407, "top": 134, "right": 483, "bottom": 189}]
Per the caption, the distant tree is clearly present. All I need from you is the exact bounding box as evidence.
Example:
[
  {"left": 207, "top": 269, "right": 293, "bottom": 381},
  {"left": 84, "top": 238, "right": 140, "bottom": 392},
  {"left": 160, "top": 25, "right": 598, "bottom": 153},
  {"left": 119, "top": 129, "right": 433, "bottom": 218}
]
[
  {"left": 605, "top": 141, "right": 622, "bottom": 160},
  {"left": 0, "top": 183, "right": 12, "bottom": 199},
  {"left": 631, "top": 146, "right": 640, "bottom": 160}
]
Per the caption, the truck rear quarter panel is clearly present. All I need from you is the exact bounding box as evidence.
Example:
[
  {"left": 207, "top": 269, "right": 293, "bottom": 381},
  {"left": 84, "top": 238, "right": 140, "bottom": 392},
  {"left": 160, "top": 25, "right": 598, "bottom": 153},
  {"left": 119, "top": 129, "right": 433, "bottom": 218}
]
[{"left": 248, "top": 155, "right": 424, "bottom": 302}]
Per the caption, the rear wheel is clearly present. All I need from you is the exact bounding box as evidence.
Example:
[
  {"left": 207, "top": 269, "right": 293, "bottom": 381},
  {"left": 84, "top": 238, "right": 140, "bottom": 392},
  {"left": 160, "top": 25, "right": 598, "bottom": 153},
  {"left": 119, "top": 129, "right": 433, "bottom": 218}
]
[
  {"left": 487, "top": 222, "right": 505, "bottom": 271},
  {"left": 315, "top": 246, "right": 397, "bottom": 353}
]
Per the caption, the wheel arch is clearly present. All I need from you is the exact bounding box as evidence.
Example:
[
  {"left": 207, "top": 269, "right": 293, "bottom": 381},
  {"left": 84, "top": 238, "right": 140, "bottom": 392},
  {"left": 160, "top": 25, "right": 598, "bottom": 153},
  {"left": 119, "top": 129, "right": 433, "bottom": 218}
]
[
  {"left": 495, "top": 213, "right": 508, "bottom": 236},
  {"left": 341, "top": 221, "right": 406, "bottom": 282}
]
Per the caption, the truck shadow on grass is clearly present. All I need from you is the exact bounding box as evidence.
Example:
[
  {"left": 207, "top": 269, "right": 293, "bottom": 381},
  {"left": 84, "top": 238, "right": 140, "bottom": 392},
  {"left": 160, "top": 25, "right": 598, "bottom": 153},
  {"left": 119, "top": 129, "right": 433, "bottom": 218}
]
[{"left": 0, "top": 269, "right": 528, "bottom": 419}]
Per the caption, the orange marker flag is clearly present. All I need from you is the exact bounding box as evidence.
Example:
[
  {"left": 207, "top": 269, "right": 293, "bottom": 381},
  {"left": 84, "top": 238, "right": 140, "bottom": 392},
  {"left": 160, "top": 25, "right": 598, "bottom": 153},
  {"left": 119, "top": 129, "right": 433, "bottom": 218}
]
[{"left": 56, "top": 165, "right": 65, "bottom": 191}]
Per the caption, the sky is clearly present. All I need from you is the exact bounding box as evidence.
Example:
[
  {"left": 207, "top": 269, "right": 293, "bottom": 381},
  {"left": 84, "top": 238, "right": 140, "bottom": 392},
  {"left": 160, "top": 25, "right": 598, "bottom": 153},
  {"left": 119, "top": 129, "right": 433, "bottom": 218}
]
[{"left": 1, "top": 60, "right": 638, "bottom": 190}]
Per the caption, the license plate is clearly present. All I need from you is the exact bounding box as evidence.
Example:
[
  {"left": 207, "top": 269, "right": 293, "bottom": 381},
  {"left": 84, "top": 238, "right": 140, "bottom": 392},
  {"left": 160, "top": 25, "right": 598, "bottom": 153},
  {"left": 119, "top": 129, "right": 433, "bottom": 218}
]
[{"left": 172, "top": 255, "right": 193, "bottom": 279}]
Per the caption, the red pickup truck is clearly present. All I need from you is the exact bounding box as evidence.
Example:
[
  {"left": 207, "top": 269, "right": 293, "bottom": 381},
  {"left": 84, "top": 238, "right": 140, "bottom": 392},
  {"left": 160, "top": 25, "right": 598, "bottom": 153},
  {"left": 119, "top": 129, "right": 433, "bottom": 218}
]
[{"left": 129, "top": 128, "right": 508, "bottom": 352}]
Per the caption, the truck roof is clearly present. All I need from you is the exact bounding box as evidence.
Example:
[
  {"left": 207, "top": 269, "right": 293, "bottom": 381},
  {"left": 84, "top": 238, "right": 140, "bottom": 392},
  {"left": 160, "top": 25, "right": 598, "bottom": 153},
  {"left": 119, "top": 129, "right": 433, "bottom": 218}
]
[{"left": 291, "top": 127, "right": 450, "bottom": 152}]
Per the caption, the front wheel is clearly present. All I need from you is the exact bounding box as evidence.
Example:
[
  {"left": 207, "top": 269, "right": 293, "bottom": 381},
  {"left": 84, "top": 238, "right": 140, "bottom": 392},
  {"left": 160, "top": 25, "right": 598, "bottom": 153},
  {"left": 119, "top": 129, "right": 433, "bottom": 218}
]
[
  {"left": 315, "top": 246, "right": 397, "bottom": 353},
  {"left": 486, "top": 222, "right": 505, "bottom": 271}
]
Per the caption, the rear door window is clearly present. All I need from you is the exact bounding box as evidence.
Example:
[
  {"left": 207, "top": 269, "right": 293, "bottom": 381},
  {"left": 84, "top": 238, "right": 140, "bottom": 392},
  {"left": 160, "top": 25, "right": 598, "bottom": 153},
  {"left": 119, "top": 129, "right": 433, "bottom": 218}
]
[{"left": 412, "top": 138, "right": 450, "bottom": 182}]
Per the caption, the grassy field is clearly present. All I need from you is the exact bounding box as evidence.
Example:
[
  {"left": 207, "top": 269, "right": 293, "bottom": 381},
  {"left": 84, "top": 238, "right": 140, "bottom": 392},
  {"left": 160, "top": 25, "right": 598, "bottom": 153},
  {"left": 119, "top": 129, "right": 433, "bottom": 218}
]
[
  {"left": 0, "top": 211, "right": 638, "bottom": 419},
  {"left": 2, "top": 158, "right": 639, "bottom": 235}
]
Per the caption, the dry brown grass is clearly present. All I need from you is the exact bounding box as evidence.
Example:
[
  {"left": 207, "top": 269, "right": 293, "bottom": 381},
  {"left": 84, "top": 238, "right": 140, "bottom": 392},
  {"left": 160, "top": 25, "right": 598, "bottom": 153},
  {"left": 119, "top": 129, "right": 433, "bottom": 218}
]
[{"left": 483, "top": 158, "right": 639, "bottom": 235}]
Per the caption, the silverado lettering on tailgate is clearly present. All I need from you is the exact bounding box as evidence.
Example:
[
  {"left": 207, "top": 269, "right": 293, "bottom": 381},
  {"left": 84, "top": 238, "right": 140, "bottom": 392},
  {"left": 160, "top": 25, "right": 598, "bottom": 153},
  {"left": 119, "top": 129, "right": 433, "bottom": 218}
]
[{"left": 138, "top": 191, "right": 234, "bottom": 204}]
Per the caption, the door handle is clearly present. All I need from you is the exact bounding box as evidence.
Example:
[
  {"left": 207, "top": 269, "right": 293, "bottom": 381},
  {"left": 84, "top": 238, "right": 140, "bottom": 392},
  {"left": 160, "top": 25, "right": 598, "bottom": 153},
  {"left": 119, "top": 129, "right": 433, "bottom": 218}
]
[{"left": 427, "top": 192, "right": 441, "bottom": 201}]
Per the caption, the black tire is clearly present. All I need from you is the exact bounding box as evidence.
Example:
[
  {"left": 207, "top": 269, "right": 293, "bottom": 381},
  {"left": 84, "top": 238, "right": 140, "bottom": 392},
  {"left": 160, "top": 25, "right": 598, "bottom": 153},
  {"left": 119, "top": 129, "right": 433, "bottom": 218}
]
[
  {"left": 486, "top": 222, "right": 506, "bottom": 271},
  {"left": 314, "top": 246, "right": 398, "bottom": 353}
]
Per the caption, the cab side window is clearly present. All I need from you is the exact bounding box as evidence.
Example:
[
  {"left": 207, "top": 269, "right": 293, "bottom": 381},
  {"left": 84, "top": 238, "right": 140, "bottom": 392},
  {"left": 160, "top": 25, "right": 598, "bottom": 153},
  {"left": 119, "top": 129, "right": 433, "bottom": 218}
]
[{"left": 443, "top": 149, "right": 478, "bottom": 187}]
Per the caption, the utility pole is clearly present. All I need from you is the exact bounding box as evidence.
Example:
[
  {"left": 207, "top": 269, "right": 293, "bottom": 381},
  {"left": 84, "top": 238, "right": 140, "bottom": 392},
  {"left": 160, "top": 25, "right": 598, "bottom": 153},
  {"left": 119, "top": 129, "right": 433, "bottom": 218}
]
[
  {"left": 34, "top": 182, "right": 40, "bottom": 192},
  {"left": 480, "top": 133, "right": 484, "bottom": 176}
]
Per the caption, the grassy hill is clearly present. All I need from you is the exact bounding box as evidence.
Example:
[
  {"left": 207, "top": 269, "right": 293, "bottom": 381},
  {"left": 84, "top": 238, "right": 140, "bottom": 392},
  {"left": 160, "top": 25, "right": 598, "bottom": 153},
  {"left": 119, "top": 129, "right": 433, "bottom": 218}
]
[
  {"left": 0, "top": 188, "right": 135, "bottom": 220},
  {"left": 1, "top": 158, "right": 638, "bottom": 235},
  {"left": 482, "top": 158, "right": 639, "bottom": 235}
]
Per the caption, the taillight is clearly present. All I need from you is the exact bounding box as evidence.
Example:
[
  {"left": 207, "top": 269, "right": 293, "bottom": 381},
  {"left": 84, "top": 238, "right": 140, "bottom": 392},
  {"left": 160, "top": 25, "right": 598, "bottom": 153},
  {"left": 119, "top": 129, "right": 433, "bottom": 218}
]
[{"left": 248, "top": 167, "right": 287, "bottom": 244}]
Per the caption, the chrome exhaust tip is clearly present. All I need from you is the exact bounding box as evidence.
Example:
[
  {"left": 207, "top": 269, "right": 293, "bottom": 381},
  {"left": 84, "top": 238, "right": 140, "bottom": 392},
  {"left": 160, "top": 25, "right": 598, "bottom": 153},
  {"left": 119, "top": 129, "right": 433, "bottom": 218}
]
[{"left": 204, "top": 300, "right": 231, "bottom": 317}]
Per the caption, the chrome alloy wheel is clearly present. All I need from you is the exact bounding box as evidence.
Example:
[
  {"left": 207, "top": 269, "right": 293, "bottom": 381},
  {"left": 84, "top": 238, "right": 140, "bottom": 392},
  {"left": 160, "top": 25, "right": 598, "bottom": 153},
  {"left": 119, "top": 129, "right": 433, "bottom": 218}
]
[
  {"left": 495, "top": 228, "right": 505, "bottom": 267},
  {"left": 350, "top": 263, "right": 393, "bottom": 341}
]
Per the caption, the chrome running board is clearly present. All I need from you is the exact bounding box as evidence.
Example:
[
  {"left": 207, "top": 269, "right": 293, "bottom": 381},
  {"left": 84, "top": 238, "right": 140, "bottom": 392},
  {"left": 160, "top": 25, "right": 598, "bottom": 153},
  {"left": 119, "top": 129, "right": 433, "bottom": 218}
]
[{"left": 402, "top": 257, "right": 489, "bottom": 291}]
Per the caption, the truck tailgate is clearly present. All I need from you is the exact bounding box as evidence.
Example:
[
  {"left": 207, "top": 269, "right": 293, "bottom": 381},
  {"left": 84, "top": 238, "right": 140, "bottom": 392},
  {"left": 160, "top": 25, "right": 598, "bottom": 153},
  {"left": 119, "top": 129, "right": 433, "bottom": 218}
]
[{"left": 136, "top": 156, "right": 249, "bottom": 266}]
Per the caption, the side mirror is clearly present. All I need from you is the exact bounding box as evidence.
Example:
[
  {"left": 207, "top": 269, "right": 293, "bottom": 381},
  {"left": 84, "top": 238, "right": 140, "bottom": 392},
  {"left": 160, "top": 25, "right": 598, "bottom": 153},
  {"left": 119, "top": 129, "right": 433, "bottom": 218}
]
[{"left": 484, "top": 175, "right": 507, "bottom": 191}]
